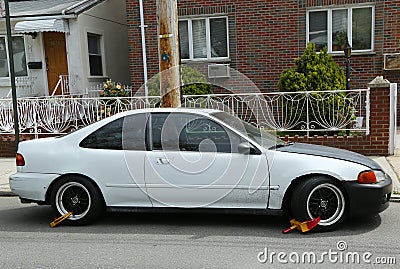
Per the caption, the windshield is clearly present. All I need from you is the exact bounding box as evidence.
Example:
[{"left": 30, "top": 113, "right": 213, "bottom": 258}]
[{"left": 211, "top": 111, "right": 285, "bottom": 149}]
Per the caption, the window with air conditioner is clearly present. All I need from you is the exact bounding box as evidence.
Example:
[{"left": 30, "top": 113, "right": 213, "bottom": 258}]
[{"left": 179, "top": 17, "right": 229, "bottom": 61}]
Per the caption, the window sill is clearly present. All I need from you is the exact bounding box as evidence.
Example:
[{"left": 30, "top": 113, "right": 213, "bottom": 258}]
[
  {"left": 181, "top": 58, "right": 231, "bottom": 64},
  {"left": 0, "top": 78, "right": 11, "bottom": 87},
  {"left": 88, "top": 76, "right": 108, "bottom": 82},
  {"left": 331, "top": 51, "right": 376, "bottom": 57}
]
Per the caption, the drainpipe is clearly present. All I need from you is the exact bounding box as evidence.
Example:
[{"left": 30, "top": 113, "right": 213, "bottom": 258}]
[
  {"left": 389, "top": 83, "right": 397, "bottom": 155},
  {"left": 139, "top": 0, "right": 148, "bottom": 98}
]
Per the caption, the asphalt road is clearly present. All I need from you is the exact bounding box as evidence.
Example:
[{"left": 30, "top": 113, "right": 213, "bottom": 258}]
[{"left": 0, "top": 197, "right": 399, "bottom": 269}]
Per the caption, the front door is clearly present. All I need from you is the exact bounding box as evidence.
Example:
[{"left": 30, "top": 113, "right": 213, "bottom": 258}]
[
  {"left": 43, "top": 32, "right": 68, "bottom": 95},
  {"left": 144, "top": 112, "right": 270, "bottom": 208}
]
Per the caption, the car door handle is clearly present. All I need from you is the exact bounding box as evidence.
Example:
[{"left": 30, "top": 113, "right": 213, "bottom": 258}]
[{"left": 156, "top": 158, "right": 169, "bottom": 165}]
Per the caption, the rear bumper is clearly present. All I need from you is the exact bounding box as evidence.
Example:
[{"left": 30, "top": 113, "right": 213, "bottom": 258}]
[
  {"left": 9, "top": 172, "right": 60, "bottom": 202},
  {"left": 343, "top": 177, "right": 393, "bottom": 216}
]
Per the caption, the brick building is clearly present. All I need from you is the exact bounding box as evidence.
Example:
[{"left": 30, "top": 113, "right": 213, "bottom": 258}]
[{"left": 126, "top": 0, "right": 399, "bottom": 115}]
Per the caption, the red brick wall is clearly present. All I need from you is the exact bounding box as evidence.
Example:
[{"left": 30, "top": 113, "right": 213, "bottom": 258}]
[
  {"left": 0, "top": 134, "right": 43, "bottom": 157},
  {"left": 127, "top": 0, "right": 302, "bottom": 92},
  {"left": 127, "top": 0, "right": 158, "bottom": 92},
  {"left": 0, "top": 139, "right": 16, "bottom": 157},
  {"left": 127, "top": 0, "right": 400, "bottom": 88},
  {"left": 127, "top": 0, "right": 400, "bottom": 119}
]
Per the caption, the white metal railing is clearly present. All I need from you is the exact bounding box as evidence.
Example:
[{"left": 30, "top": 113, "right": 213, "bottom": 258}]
[
  {"left": 6, "top": 77, "right": 38, "bottom": 98},
  {"left": 182, "top": 90, "right": 368, "bottom": 135},
  {"left": 0, "top": 89, "right": 368, "bottom": 136},
  {"left": 85, "top": 84, "right": 133, "bottom": 97},
  {"left": 51, "top": 75, "right": 79, "bottom": 96}
]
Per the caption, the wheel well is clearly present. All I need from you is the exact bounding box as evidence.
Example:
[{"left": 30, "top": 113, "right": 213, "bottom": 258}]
[
  {"left": 45, "top": 173, "right": 105, "bottom": 205},
  {"left": 281, "top": 174, "right": 348, "bottom": 216}
]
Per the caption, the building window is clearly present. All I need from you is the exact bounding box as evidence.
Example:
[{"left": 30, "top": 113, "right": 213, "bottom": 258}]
[
  {"left": 307, "top": 6, "right": 374, "bottom": 53},
  {"left": 179, "top": 17, "right": 229, "bottom": 61},
  {"left": 87, "top": 33, "right": 103, "bottom": 76},
  {"left": 0, "top": 36, "right": 27, "bottom": 77}
]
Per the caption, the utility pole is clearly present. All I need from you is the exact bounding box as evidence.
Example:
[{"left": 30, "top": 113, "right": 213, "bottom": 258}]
[
  {"left": 3, "top": 0, "right": 19, "bottom": 146},
  {"left": 156, "top": 0, "right": 181, "bottom": 108}
]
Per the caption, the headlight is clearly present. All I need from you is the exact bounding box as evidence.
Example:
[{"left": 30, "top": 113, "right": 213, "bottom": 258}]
[{"left": 357, "top": 170, "right": 387, "bottom": 184}]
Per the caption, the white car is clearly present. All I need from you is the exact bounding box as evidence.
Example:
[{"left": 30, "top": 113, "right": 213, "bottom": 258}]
[{"left": 10, "top": 108, "right": 392, "bottom": 230}]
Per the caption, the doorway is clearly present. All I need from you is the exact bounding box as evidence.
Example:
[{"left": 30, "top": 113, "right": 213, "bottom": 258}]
[{"left": 43, "top": 32, "right": 68, "bottom": 95}]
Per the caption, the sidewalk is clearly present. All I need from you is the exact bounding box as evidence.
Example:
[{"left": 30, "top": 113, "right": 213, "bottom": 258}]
[
  {"left": 0, "top": 158, "right": 16, "bottom": 196},
  {"left": 1, "top": 154, "right": 400, "bottom": 199}
]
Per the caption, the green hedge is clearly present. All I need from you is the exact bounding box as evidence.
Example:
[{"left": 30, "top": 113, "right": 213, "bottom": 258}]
[{"left": 147, "top": 65, "right": 212, "bottom": 96}]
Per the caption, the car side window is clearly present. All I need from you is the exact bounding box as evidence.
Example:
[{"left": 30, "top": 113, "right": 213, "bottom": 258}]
[
  {"left": 122, "top": 113, "right": 148, "bottom": 151},
  {"left": 80, "top": 113, "right": 148, "bottom": 151},
  {"left": 80, "top": 118, "right": 123, "bottom": 150},
  {"left": 180, "top": 117, "right": 242, "bottom": 153},
  {"left": 151, "top": 112, "right": 242, "bottom": 153},
  {"left": 151, "top": 113, "right": 173, "bottom": 150}
]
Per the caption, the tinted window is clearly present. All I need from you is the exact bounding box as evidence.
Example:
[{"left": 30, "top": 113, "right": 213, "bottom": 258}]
[
  {"left": 80, "top": 113, "right": 148, "bottom": 150},
  {"left": 122, "top": 113, "right": 148, "bottom": 151},
  {"left": 80, "top": 118, "right": 123, "bottom": 150},
  {"left": 151, "top": 113, "right": 172, "bottom": 150},
  {"left": 151, "top": 113, "right": 241, "bottom": 153},
  {"left": 181, "top": 117, "right": 237, "bottom": 153}
]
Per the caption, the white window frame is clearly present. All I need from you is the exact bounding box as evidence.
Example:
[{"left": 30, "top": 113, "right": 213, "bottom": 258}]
[
  {"left": 0, "top": 35, "right": 28, "bottom": 84},
  {"left": 179, "top": 16, "right": 229, "bottom": 61},
  {"left": 85, "top": 29, "right": 106, "bottom": 78},
  {"left": 306, "top": 5, "right": 375, "bottom": 54}
]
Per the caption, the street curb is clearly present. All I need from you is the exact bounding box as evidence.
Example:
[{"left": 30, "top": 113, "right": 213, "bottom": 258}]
[
  {"left": 390, "top": 194, "right": 400, "bottom": 203},
  {"left": 0, "top": 190, "right": 16, "bottom": 197}
]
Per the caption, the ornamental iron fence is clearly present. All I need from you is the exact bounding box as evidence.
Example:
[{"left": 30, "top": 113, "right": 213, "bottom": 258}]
[{"left": 0, "top": 89, "right": 368, "bottom": 137}]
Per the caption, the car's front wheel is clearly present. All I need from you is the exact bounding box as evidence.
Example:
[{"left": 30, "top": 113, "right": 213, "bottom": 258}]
[
  {"left": 291, "top": 176, "right": 347, "bottom": 231},
  {"left": 50, "top": 175, "right": 105, "bottom": 225}
]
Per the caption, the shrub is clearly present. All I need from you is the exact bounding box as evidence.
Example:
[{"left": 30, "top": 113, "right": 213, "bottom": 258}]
[
  {"left": 278, "top": 43, "right": 346, "bottom": 92},
  {"left": 100, "top": 80, "right": 128, "bottom": 97},
  {"left": 98, "top": 80, "right": 129, "bottom": 119},
  {"left": 278, "top": 43, "right": 349, "bottom": 134},
  {"left": 147, "top": 65, "right": 212, "bottom": 96}
]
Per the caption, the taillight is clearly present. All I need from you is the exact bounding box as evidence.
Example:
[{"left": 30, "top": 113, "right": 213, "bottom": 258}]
[
  {"left": 16, "top": 153, "right": 25, "bottom": 166},
  {"left": 357, "top": 171, "right": 377, "bottom": 184}
]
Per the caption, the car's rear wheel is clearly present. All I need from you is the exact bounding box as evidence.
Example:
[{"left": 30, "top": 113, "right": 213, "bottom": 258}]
[
  {"left": 291, "top": 176, "right": 347, "bottom": 231},
  {"left": 50, "top": 176, "right": 104, "bottom": 225}
]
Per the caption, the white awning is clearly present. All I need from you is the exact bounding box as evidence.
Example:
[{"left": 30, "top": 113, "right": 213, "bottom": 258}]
[{"left": 14, "top": 19, "right": 69, "bottom": 33}]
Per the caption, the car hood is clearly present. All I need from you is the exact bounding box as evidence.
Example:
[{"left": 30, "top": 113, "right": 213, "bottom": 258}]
[{"left": 276, "top": 143, "right": 380, "bottom": 170}]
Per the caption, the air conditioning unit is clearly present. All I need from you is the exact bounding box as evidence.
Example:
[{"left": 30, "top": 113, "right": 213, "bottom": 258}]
[
  {"left": 208, "top": 64, "right": 230, "bottom": 78},
  {"left": 384, "top": 53, "right": 400, "bottom": 70}
]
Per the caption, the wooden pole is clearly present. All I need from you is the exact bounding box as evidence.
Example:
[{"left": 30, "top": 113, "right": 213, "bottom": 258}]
[{"left": 156, "top": 0, "right": 181, "bottom": 108}]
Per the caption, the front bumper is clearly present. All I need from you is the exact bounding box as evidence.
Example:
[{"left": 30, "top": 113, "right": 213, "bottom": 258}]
[
  {"left": 9, "top": 172, "right": 60, "bottom": 202},
  {"left": 343, "top": 177, "right": 393, "bottom": 216}
]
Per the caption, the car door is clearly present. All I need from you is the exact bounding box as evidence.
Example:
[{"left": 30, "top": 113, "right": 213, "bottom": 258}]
[
  {"left": 144, "top": 112, "right": 270, "bottom": 208},
  {"left": 79, "top": 112, "right": 152, "bottom": 207}
]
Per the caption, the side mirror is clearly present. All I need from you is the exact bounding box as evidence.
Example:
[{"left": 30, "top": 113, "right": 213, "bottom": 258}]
[{"left": 238, "top": 142, "right": 254, "bottom": 154}]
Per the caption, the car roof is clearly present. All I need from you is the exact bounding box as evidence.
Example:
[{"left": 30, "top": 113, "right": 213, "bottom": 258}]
[
  {"left": 60, "top": 107, "right": 228, "bottom": 142},
  {"left": 125, "top": 107, "right": 223, "bottom": 116}
]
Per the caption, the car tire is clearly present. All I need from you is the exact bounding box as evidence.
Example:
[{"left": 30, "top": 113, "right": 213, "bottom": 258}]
[
  {"left": 50, "top": 175, "right": 105, "bottom": 225},
  {"left": 291, "top": 176, "right": 347, "bottom": 232}
]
